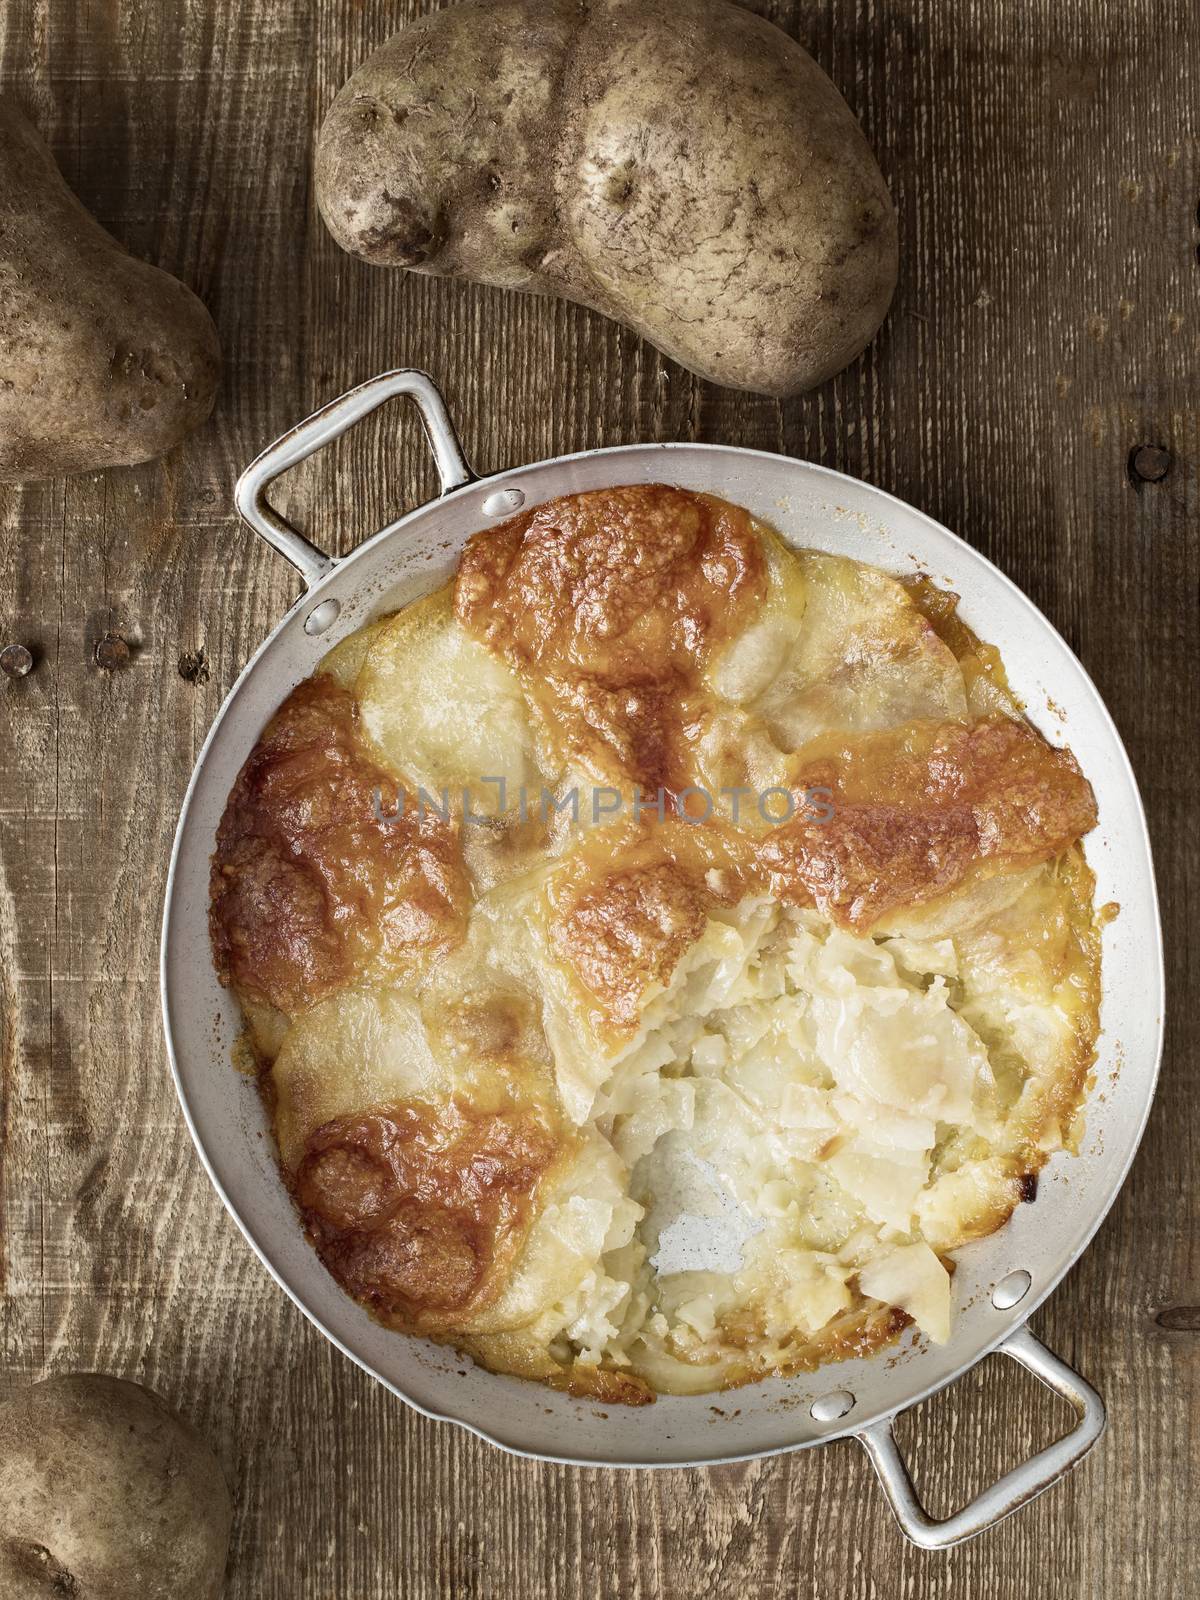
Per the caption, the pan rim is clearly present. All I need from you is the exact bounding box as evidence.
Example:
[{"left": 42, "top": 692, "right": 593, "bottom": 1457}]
[{"left": 161, "top": 438, "right": 1164, "bottom": 1468}]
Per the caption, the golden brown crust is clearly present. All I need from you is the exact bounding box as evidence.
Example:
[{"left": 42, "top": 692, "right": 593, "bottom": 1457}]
[
  {"left": 295, "top": 1100, "right": 562, "bottom": 1334},
  {"left": 545, "top": 1365, "right": 656, "bottom": 1406},
  {"left": 209, "top": 676, "right": 469, "bottom": 1017},
  {"left": 455, "top": 483, "right": 766, "bottom": 790},
  {"left": 760, "top": 716, "right": 1098, "bottom": 928},
  {"left": 713, "top": 1301, "right": 912, "bottom": 1385},
  {"left": 452, "top": 1332, "right": 657, "bottom": 1405},
  {"left": 553, "top": 857, "right": 710, "bottom": 1027},
  {"left": 453, "top": 488, "right": 1095, "bottom": 937},
  {"left": 209, "top": 485, "right": 1104, "bottom": 1407},
  {"left": 542, "top": 709, "right": 1097, "bottom": 1017}
]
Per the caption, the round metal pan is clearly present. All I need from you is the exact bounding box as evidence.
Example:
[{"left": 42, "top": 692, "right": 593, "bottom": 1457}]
[{"left": 161, "top": 370, "right": 1163, "bottom": 1546}]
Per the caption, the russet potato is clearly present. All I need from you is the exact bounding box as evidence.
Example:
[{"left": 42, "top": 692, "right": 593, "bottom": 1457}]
[
  {"left": 0, "top": 101, "right": 220, "bottom": 480},
  {"left": 0, "top": 1374, "right": 232, "bottom": 1599},
  {"left": 315, "top": 0, "right": 898, "bottom": 397}
]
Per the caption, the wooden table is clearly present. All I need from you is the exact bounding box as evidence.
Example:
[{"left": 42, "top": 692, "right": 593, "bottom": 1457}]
[{"left": 1, "top": 2, "right": 1196, "bottom": 1595}]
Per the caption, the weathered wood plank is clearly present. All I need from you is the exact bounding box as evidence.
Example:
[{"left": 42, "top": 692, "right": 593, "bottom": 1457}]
[{"left": 0, "top": 1, "right": 1196, "bottom": 1595}]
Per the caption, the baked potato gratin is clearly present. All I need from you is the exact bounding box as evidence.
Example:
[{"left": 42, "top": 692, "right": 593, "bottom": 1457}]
[{"left": 210, "top": 484, "right": 1101, "bottom": 1403}]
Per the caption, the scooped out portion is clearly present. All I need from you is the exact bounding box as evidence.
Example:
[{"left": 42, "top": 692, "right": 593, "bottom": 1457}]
[{"left": 210, "top": 484, "right": 1102, "bottom": 1402}]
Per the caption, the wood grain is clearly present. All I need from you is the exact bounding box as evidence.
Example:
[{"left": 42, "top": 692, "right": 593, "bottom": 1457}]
[{"left": 0, "top": 1, "right": 1196, "bottom": 1595}]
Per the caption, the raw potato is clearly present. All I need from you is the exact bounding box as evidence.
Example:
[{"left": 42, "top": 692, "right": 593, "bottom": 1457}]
[
  {"left": 0, "top": 1374, "right": 232, "bottom": 1599},
  {"left": 315, "top": 0, "right": 898, "bottom": 397},
  {"left": 0, "top": 101, "right": 221, "bottom": 480}
]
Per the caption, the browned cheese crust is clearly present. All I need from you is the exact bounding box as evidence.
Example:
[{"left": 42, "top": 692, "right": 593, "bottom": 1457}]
[
  {"left": 209, "top": 675, "right": 468, "bottom": 1018},
  {"left": 210, "top": 484, "right": 1103, "bottom": 1400},
  {"left": 295, "top": 1100, "right": 563, "bottom": 1334},
  {"left": 455, "top": 483, "right": 766, "bottom": 792}
]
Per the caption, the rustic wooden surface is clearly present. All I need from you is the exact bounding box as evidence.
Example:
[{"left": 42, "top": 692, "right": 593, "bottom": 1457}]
[{"left": 0, "top": 1, "right": 1196, "bottom": 1595}]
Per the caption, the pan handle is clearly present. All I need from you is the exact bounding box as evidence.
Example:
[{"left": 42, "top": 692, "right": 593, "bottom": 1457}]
[
  {"left": 855, "top": 1326, "right": 1105, "bottom": 1549},
  {"left": 234, "top": 369, "right": 475, "bottom": 588}
]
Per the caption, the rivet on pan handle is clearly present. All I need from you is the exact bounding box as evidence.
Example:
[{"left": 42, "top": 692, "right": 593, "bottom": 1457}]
[
  {"left": 855, "top": 1326, "right": 1106, "bottom": 1549},
  {"left": 234, "top": 369, "right": 475, "bottom": 588}
]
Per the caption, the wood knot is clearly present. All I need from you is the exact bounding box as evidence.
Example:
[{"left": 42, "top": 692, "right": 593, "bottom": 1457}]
[
  {"left": 1155, "top": 1304, "right": 1200, "bottom": 1332},
  {"left": 178, "top": 647, "right": 210, "bottom": 684}
]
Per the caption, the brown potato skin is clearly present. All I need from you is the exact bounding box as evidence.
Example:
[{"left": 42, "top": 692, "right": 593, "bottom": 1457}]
[
  {"left": 0, "top": 102, "right": 221, "bottom": 480},
  {"left": 315, "top": 0, "right": 898, "bottom": 397},
  {"left": 0, "top": 1374, "right": 232, "bottom": 1599}
]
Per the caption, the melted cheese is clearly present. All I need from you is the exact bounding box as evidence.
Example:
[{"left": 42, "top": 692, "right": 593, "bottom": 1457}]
[
  {"left": 357, "top": 587, "right": 539, "bottom": 811},
  {"left": 748, "top": 545, "right": 968, "bottom": 746},
  {"left": 210, "top": 485, "right": 1102, "bottom": 1401}
]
